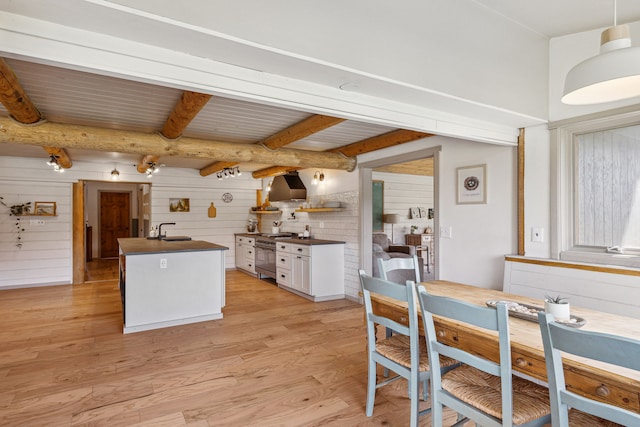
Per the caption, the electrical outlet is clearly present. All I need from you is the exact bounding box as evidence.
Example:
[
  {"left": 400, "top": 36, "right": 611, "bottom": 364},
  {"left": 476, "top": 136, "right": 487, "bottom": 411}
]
[
  {"left": 319, "top": 221, "right": 325, "bottom": 228},
  {"left": 160, "top": 258, "right": 167, "bottom": 269},
  {"left": 30, "top": 219, "right": 45, "bottom": 225},
  {"left": 531, "top": 227, "right": 544, "bottom": 242}
]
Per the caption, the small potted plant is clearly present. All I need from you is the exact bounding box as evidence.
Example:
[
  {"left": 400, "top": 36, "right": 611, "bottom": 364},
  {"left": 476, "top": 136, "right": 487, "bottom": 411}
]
[
  {"left": 410, "top": 225, "right": 418, "bottom": 234},
  {"left": 544, "top": 294, "right": 571, "bottom": 321}
]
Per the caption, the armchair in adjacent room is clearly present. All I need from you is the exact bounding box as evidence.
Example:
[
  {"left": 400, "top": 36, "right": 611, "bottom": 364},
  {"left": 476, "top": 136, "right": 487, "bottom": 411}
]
[{"left": 372, "top": 233, "right": 424, "bottom": 281}]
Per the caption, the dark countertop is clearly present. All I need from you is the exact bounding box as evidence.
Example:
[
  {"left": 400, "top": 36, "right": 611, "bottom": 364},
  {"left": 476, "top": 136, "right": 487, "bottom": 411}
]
[
  {"left": 278, "top": 238, "right": 345, "bottom": 246},
  {"left": 118, "top": 238, "right": 228, "bottom": 255},
  {"left": 235, "top": 232, "right": 344, "bottom": 245}
]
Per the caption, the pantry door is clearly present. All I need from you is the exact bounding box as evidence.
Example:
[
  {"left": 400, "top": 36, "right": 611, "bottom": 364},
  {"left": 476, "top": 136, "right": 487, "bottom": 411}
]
[{"left": 100, "top": 192, "right": 130, "bottom": 258}]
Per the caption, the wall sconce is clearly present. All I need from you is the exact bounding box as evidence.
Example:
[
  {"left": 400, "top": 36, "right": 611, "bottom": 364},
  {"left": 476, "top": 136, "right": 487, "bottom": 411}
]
[
  {"left": 46, "top": 154, "right": 64, "bottom": 173},
  {"left": 110, "top": 165, "right": 120, "bottom": 181},
  {"left": 312, "top": 171, "right": 325, "bottom": 185},
  {"left": 216, "top": 166, "right": 241, "bottom": 180}
]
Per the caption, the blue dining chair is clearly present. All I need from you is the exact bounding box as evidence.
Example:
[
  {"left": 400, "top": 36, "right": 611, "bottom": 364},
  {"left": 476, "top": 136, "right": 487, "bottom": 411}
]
[
  {"left": 538, "top": 311, "right": 640, "bottom": 427},
  {"left": 417, "top": 286, "right": 552, "bottom": 427},
  {"left": 358, "top": 270, "right": 457, "bottom": 427}
]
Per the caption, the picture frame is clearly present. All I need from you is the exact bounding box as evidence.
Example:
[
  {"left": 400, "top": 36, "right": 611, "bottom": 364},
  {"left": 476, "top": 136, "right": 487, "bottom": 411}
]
[
  {"left": 410, "top": 207, "right": 419, "bottom": 219},
  {"left": 418, "top": 207, "right": 427, "bottom": 218},
  {"left": 457, "top": 164, "right": 487, "bottom": 204},
  {"left": 169, "top": 198, "right": 190, "bottom": 212},
  {"left": 34, "top": 201, "right": 56, "bottom": 216}
]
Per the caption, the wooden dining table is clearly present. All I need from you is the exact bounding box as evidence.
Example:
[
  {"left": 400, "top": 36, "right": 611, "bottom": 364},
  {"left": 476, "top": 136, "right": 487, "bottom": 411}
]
[{"left": 370, "top": 280, "right": 640, "bottom": 414}]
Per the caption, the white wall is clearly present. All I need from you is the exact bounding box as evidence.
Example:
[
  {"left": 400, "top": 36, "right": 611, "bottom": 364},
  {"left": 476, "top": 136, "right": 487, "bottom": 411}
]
[
  {"left": 523, "top": 124, "right": 551, "bottom": 259},
  {"left": 438, "top": 138, "right": 517, "bottom": 289}
]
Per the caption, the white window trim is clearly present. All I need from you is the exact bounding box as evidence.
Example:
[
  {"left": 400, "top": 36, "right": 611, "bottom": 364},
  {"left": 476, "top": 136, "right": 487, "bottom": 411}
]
[{"left": 550, "top": 107, "right": 640, "bottom": 268}]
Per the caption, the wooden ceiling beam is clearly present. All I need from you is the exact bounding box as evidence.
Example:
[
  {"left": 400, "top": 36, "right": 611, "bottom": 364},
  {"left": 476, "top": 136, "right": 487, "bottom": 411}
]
[
  {"left": 137, "top": 91, "right": 212, "bottom": 173},
  {"left": 0, "top": 58, "right": 41, "bottom": 124},
  {"left": 0, "top": 57, "right": 72, "bottom": 168},
  {"left": 251, "top": 129, "right": 432, "bottom": 178},
  {"left": 200, "top": 114, "right": 345, "bottom": 177},
  {"left": 329, "top": 129, "right": 432, "bottom": 156},
  {"left": 251, "top": 166, "right": 297, "bottom": 180},
  {"left": 0, "top": 117, "right": 357, "bottom": 172}
]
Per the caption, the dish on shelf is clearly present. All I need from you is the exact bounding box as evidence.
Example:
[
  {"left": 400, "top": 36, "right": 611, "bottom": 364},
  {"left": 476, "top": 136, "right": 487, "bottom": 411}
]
[
  {"left": 323, "top": 201, "right": 342, "bottom": 208},
  {"left": 485, "top": 300, "right": 586, "bottom": 328}
]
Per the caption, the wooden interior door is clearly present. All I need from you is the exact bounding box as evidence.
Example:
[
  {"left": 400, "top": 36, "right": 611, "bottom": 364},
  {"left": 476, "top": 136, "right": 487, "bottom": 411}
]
[{"left": 100, "top": 192, "right": 130, "bottom": 258}]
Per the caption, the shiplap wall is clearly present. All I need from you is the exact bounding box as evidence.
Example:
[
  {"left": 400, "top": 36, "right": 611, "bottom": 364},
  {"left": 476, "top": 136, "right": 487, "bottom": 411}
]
[
  {"left": 0, "top": 157, "right": 261, "bottom": 289},
  {"left": 372, "top": 171, "right": 434, "bottom": 245},
  {"left": 504, "top": 257, "right": 640, "bottom": 319},
  {"left": 0, "top": 180, "right": 72, "bottom": 287},
  {"left": 273, "top": 191, "right": 360, "bottom": 299}
]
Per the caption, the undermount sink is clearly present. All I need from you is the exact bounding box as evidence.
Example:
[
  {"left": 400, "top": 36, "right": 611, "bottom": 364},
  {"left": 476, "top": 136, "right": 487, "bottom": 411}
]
[{"left": 162, "top": 236, "right": 192, "bottom": 241}]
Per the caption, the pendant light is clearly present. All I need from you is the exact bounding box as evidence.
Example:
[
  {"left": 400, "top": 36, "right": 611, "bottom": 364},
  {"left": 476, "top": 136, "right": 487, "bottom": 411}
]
[{"left": 562, "top": 0, "right": 640, "bottom": 105}]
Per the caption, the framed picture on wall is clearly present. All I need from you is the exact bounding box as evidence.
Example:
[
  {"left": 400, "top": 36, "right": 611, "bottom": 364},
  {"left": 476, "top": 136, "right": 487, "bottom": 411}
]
[
  {"left": 410, "top": 207, "right": 419, "bottom": 219},
  {"left": 418, "top": 207, "right": 426, "bottom": 218},
  {"left": 372, "top": 180, "right": 384, "bottom": 232},
  {"left": 457, "top": 164, "right": 487, "bottom": 204},
  {"left": 34, "top": 201, "right": 56, "bottom": 216}
]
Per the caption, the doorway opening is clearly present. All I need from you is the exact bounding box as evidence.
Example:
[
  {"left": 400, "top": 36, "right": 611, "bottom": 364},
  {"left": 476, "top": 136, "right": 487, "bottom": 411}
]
[
  {"left": 83, "top": 181, "right": 150, "bottom": 282},
  {"left": 359, "top": 146, "right": 441, "bottom": 280}
]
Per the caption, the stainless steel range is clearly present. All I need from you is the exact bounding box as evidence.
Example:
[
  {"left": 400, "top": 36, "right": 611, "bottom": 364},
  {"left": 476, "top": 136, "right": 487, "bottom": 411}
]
[{"left": 254, "top": 233, "right": 296, "bottom": 279}]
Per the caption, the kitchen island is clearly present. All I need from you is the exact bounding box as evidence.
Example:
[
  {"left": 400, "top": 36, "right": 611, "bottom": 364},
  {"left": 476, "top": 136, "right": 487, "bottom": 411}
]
[{"left": 118, "top": 238, "right": 228, "bottom": 334}]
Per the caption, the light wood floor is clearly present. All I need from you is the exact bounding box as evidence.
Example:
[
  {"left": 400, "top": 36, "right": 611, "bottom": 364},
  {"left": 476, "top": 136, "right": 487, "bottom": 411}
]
[{"left": 0, "top": 267, "right": 464, "bottom": 426}]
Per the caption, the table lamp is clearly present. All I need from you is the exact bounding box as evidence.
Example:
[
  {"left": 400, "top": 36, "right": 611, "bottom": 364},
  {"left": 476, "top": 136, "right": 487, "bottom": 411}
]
[{"left": 383, "top": 213, "right": 401, "bottom": 243}]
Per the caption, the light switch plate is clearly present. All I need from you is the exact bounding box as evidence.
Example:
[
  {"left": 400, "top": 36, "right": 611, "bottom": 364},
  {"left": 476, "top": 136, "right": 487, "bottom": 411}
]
[{"left": 440, "top": 226, "right": 452, "bottom": 239}]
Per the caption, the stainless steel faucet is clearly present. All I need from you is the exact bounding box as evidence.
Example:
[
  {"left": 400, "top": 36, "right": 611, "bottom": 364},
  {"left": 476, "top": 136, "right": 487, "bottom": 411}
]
[{"left": 158, "top": 222, "right": 176, "bottom": 239}]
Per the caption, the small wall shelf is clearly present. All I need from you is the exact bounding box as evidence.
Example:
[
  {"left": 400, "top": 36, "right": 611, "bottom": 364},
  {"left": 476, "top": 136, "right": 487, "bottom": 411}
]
[{"left": 295, "top": 208, "right": 345, "bottom": 213}]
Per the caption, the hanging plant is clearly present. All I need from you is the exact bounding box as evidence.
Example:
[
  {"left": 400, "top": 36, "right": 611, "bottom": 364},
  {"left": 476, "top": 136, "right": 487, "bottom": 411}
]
[{"left": 0, "top": 197, "right": 30, "bottom": 248}]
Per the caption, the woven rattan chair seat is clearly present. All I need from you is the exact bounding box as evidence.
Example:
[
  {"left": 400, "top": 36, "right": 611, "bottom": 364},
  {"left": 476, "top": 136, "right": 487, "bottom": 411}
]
[
  {"left": 441, "top": 364, "right": 551, "bottom": 425},
  {"left": 376, "top": 334, "right": 457, "bottom": 371},
  {"left": 568, "top": 409, "right": 623, "bottom": 427}
]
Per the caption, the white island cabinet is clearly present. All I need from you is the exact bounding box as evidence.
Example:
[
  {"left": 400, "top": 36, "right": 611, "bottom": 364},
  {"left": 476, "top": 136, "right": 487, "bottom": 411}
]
[
  {"left": 276, "top": 239, "right": 345, "bottom": 301},
  {"left": 118, "top": 238, "right": 228, "bottom": 334}
]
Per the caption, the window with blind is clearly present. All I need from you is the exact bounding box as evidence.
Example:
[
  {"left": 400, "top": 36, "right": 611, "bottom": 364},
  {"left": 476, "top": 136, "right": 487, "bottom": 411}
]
[
  {"left": 575, "top": 125, "right": 640, "bottom": 251},
  {"left": 553, "top": 113, "right": 640, "bottom": 269}
]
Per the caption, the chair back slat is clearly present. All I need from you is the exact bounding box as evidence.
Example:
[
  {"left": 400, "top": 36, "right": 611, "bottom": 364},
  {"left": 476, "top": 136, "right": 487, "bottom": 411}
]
[
  {"left": 378, "top": 255, "right": 421, "bottom": 284},
  {"left": 539, "top": 311, "right": 640, "bottom": 427},
  {"left": 418, "top": 290, "right": 507, "bottom": 376}
]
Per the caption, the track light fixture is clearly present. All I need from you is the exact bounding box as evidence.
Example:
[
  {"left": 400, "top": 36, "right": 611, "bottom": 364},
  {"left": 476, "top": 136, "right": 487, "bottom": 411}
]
[
  {"left": 46, "top": 154, "right": 64, "bottom": 173},
  {"left": 312, "top": 170, "right": 325, "bottom": 185},
  {"left": 216, "top": 167, "right": 241, "bottom": 180},
  {"left": 145, "top": 162, "right": 160, "bottom": 178}
]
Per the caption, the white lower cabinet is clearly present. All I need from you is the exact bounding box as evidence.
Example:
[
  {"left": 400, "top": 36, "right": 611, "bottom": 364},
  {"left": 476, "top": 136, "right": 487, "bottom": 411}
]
[
  {"left": 276, "top": 241, "right": 344, "bottom": 301},
  {"left": 235, "top": 236, "right": 256, "bottom": 275}
]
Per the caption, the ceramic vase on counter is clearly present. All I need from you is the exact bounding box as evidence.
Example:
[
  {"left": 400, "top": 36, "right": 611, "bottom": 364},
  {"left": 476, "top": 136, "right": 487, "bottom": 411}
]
[{"left": 272, "top": 226, "right": 280, "bottom": 234}]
